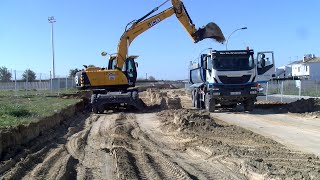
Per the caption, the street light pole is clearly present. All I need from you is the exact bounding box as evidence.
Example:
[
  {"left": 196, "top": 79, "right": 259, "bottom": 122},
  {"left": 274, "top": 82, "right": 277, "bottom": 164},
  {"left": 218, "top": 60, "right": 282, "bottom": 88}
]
[
  {"left": 225, "top": 27, "right": 247, "bottom": 50},
  {"left": 197, "top": 48, "right": 212, "bottom": 64},
  {"left": 48, "top": 16, "right": 56, "bottom": 78}
]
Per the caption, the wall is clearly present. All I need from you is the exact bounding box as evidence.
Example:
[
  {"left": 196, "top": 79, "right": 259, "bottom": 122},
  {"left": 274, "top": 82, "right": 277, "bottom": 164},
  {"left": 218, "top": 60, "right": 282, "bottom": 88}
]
[
  {"left": 309, "top": 63, "right": 320, "bottom": 80},
  {"left": 292, "top": 64, "right": 309, "bottom": 77}
]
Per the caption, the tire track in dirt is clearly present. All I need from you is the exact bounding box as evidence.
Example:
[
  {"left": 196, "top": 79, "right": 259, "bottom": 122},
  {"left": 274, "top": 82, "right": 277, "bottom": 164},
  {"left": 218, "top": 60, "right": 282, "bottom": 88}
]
[
  {"left": 0, "top": 114, "right": 91, "bottom": 180},
  {"left": 2, "top": 89, "right": 320, "bottom": 179},
  {"left": 106, "top": 113, "right": 194, "bottom": 180},
  {"left": 135, "top": 113, "right": 246, "bottom": 180}
]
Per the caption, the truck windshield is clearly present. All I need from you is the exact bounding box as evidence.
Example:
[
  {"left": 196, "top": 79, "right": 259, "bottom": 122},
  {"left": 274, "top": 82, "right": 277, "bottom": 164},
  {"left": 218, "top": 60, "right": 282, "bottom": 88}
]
[{"left": 213, "top": 55, "right": 254, "bottom": 71}]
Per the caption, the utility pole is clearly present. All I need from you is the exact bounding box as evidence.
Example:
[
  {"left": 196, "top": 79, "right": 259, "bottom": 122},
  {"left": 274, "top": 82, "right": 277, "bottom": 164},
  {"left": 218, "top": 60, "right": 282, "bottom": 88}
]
[{"left": 48, "top": 16, "right": 56, "bottom": 78}]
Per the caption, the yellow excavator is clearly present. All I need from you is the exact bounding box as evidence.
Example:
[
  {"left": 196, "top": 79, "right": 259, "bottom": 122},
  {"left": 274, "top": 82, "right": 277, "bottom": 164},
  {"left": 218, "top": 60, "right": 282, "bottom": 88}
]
[{"left": 75, "top": 0, "right": 225, "bottom": 113}]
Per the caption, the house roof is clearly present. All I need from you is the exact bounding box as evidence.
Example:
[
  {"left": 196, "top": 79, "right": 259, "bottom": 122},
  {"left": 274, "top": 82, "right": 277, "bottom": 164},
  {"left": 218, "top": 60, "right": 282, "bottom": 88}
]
[
  {"left": 289, "top": 57, "right": 320, "bottom": 65},
  {"left": 302, "top": 57, "right": 320, "bottom": 63},
  {"left": 288, "top": 60, "right": 302, "bottom": 65}
]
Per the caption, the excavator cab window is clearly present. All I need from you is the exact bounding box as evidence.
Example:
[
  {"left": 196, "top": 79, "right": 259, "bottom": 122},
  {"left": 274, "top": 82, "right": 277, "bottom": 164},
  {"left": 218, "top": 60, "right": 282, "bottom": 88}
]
[
  {"left": 124, "top": 58, "right": 137, "bottom": 86},
  {"left": 108, "top": 59, "right": 117, "bottom": 70}
]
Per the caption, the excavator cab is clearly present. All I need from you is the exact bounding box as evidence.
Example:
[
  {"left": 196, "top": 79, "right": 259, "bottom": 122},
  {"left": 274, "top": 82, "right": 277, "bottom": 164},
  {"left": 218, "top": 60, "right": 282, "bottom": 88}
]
[{"left": 107, "top": 56, "right": 138, "bottom": 87}]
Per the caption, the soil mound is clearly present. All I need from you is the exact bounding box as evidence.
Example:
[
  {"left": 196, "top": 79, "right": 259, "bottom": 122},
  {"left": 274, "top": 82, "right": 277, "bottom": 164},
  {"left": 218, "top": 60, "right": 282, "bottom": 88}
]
[
  {"left": 145, "top": 88, "right": 182, "bottom": 110},
  {"left": 160, "top": 98, "right": 182, "bottom": 110},
  {"left": 157, "top": 109, "right": 220, "bottom": 131},
  {"left": 288, "top": 98, "right": 320, "bottom": 113}
]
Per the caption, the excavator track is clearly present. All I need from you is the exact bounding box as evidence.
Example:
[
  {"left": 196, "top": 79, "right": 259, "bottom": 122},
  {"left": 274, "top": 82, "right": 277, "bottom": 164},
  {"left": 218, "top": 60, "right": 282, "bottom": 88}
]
[{"left": 91, "top": 89, "right": 146, "bottom": 113}]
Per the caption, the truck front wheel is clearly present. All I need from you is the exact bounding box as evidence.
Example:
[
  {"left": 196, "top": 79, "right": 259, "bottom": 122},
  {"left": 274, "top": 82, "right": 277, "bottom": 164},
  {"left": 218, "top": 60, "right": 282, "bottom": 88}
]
[
  {"left": 194, "top": 89, "right": 201, "bottom": 109},
  {"left": 244, "top": 99, "right": 254, "bottom": 112},
  {"left": 206, "top": 98, "right": 216, "bottom": 112}
]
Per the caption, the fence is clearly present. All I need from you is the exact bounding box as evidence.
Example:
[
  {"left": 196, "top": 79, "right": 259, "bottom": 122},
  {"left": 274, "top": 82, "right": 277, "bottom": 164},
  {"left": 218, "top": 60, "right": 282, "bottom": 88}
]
[
  {"left": 0, "top": 75, "right": 76, "bottom": 97},
  {"left": 184, "top": 80, "right": 320, "bottom": 103},
  {"left": 261, "top": 80, "right": 320, "bottom": 103},
  {"left": 0, "top": 78, "right": 75, "bottom": 90}
]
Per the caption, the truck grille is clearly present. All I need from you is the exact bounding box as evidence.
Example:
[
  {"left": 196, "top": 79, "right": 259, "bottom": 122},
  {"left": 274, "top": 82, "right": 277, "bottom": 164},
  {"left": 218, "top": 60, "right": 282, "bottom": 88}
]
[{"left": 218, "top": 75, "right": 251, "bottom": 84}]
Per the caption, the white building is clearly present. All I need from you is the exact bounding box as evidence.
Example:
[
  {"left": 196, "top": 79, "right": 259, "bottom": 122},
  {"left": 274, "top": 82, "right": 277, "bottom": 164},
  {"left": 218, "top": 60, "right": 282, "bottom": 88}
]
[
  {"left": 291, "top": 54, "right": 320, "bottom": 80},
  {"left": 276, "top": 65, "right": 293, "bottom": 79}
]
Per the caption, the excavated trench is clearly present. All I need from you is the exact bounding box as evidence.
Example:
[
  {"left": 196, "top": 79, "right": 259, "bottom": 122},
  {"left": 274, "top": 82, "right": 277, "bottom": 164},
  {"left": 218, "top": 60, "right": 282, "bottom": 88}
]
[{"left": 1, "top": 89, "right": 320, "bottom": 179}]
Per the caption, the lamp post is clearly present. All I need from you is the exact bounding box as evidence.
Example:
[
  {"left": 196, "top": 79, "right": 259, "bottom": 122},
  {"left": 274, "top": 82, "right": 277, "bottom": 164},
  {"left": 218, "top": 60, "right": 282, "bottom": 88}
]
[
  {"left": 197, "top": 48, "right": 212, "bottom": 64},
  {"left": 48, "top": 16, "right": 56, "bottom": 78},
  {"left": 225, "top": 27, "right": 247, "bottom": 50}
]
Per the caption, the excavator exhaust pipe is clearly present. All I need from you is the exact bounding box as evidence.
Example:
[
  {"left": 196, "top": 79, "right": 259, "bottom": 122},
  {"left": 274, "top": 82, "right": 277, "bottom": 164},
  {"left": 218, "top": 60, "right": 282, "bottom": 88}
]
[{"left": 194, "top": 22, "right": 225, "bottom": 43}]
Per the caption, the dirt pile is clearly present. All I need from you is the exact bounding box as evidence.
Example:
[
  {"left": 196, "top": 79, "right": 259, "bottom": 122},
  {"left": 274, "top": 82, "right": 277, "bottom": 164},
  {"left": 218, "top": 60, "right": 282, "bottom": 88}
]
[
  {"left": 158, "top": 109, "right": 219, "bottom": 131},
  {"left": 160, "top": 98, "right": 182, "bottom": 110},
  {"left": 145, "top": 88, "right": 182, "bottom": 110},
  {"left": 255, "top": 101, "right": 287, "bottom": 109},
  {"left": 287, "top": 98, "right": 320, "bottom": 113},
  {"left": 146, "top": 88, "right": 167, "bottom": 104},
  {"left": 171, "top": 89, "right": 186, "bottom": 96}
]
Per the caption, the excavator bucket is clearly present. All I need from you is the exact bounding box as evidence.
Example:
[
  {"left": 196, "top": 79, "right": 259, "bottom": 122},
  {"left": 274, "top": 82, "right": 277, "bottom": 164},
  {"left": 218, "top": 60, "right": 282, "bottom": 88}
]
[{"left": 195, "top": 22, "right": 225, "bottom": 43}]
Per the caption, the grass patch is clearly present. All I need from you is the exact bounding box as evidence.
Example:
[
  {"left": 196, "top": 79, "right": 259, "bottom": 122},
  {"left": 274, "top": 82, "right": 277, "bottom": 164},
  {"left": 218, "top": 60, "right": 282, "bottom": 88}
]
[
  {"left": 0, "top": 95, "right": 80, "bottom": 128},
  {"left": 0, "top": 105, "right": 32, "bottom": 117},
  {"left": 0, "top": 89, "right": 79, "bottom": 97}
]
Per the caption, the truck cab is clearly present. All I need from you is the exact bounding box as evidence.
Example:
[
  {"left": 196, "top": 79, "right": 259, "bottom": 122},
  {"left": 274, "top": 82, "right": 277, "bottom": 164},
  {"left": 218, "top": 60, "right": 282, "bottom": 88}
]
[{"left": 189, "top": 48, "right": 274, "bottom": 112}]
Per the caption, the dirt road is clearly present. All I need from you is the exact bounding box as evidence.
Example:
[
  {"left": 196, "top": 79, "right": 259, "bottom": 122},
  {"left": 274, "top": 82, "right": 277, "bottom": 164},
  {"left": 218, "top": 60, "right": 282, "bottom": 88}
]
[
  {"left": 214, "top": 110, "right": 320, "bottom": 157},
  {"left": 1, "top": 90, "right": 320, "bottom": 179}
]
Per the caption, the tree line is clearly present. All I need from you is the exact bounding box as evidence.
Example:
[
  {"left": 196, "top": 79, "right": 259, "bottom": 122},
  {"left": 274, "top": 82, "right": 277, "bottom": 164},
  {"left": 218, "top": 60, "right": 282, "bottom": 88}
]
[
  {"left": 0, "top": 66, "right": 36, "bottom": 82},
  {"left": 1, "top": 65, "right": 157, "bottom": 82}
]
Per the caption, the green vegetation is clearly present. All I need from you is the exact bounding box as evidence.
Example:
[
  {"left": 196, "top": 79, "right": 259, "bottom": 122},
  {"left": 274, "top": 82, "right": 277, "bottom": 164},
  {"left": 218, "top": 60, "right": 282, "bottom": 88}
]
[
  {"left": 0, "top": 66, "right": 12, "bottom": 82},
  {"left": 0, "top": 94, "right": 80, "bottom": 128},
  {"left": 0, "top": 89, "right": 79, "bottom": 97},
  {"left": 22, "top": 69, "right": 36, "bottom": 81}
]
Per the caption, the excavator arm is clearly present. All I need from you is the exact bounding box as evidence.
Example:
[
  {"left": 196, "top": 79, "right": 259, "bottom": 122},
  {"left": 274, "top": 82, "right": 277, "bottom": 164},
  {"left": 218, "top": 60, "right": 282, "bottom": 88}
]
[{"left": 113, "top": 0, "right": 225, "bottom": 69}]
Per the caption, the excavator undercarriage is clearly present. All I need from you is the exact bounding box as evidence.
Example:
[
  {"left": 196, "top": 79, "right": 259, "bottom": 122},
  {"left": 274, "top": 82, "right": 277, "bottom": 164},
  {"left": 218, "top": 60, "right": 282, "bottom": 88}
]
[{"left": 91, "top": 89, "right": 146, "bottom": 113}]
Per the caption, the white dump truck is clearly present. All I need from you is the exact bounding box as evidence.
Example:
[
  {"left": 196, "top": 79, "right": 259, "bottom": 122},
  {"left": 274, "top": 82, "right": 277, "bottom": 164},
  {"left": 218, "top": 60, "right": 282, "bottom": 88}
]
[{"left": 189, "top": 48, "right": 275, "bottom": 112}]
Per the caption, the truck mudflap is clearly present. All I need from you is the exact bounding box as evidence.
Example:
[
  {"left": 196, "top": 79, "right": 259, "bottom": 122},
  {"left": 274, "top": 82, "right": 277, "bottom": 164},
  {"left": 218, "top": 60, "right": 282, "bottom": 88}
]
[{"left": 91, "top": 90, "right": 146, "bottom": 113}]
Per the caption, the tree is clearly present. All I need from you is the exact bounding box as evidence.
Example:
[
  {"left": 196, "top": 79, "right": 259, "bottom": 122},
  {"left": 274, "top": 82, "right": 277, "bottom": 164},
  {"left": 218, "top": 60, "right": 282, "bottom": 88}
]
[
  {"left": 148, "top": 76, "right": 156, "bottom": 81},
  {"left": 22, "top": 69, "right": 36, "bottom": 81},
  {"left": 0, "top": 66, "right": 12, "bottom": 82},
  {"left": 69, "top": 68, "right": 79, "bottom": 77}
]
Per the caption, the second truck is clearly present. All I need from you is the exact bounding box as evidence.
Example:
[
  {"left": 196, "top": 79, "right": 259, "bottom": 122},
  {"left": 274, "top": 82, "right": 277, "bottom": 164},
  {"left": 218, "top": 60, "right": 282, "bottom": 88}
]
[{"left": 189, "top": 48, "right": 275, "bottom": 112}]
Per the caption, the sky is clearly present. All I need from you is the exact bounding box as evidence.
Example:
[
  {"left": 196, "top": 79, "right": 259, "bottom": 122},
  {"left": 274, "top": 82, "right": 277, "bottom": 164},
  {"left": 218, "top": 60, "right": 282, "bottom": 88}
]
[{"left": 1, "top": 0, "right": 320, "bottom": 80}]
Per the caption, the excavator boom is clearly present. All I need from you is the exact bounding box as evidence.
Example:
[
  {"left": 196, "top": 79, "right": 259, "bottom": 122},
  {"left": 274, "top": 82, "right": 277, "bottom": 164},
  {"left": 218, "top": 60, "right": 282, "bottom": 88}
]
[{"left": 114, "top": 0, "right": 225, "bottom": 69}]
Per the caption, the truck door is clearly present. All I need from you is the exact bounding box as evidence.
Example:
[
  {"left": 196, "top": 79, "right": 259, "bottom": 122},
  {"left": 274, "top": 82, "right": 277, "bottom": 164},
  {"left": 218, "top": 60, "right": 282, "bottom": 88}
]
[{"left": 256, "top": 51, "right": 275, "bottom": 82}]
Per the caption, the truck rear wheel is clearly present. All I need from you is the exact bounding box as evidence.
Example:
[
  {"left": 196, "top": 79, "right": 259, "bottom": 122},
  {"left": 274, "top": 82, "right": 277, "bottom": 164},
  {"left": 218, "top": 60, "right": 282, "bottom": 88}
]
[
  {"left": 98, "top": 105, "right": 105, "bottom": 114},
  {"left": 244, "top": 99, "right": 254, "bottom": 111},
  {"left": 92, "top": 105, "right": 98, "bottom": 114},
  {"left": 191, "top": 90, "right": 196, "bottom": 107},
  {"left": 206, "top": 98, "right": 215, "bottom": 112},
  {"left": 194, "top": 89, "right": 201, "bottom": 109}
]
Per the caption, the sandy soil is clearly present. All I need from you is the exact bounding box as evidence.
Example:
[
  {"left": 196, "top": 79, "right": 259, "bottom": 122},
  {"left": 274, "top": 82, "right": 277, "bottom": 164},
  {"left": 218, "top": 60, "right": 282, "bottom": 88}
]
[
  {"left": 1, "top": 89, "right": 320, "bottom": 179},
  {"left": 214, "top": 110, "right": 320, "bottom": 157}
]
